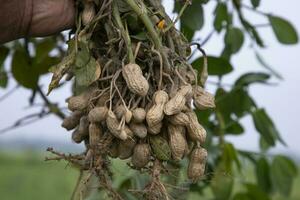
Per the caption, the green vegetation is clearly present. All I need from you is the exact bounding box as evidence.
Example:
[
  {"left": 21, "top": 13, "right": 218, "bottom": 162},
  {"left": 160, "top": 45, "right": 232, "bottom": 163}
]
[
  {"left": 0, "top": 151, "right": 78, "bottom": 200},
  {"left": 0, "top": 151, "right": 299, "bottom": 200}
]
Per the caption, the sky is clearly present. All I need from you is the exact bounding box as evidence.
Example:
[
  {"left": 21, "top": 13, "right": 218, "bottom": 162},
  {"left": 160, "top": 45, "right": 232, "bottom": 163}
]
[{"left": 0, "top": 0, "right": 299, "bottom": 156}]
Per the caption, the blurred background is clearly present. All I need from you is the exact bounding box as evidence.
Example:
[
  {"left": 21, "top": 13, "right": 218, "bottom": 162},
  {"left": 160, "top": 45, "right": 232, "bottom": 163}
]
[{"left": 0, "top": 0, "right": 300, "bottom": 199}]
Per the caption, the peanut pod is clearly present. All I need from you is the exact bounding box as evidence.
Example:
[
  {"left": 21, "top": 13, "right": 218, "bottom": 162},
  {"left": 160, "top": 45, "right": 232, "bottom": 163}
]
[
  {"left": 122, "top": 63, "right": 149, "bottom": 96},
  {"left": 146, "top": 90, "right": 168, "bottom": 127},
  {"left": 168, "top": 124, "right": 187, "bottom": 161},
  {"left": 131, "top": 143, "right": 151, "bottom": 168},
  {"left": 129, "top": 122, "right": 147, "bottom": 138},
  {"left": 164, "top": 84, "right": 193, "bottom": 115},
  {"left": 186, "top": 112, "right": 206, "bottom": 144},
  {"left": 187, "top": 147, "right": 207, "bottom": 181},
  {"left": 193, "top": 86, "right": 215, "bottom": 110},
  {"left": 149, "top": 135, "right": 171, "bottom": 161},
  {"left": 62, "top": 111, "right": 83, "bottom": 130},
  {"left": 88, "top": 106, "right": 108, "bottom": 123}
]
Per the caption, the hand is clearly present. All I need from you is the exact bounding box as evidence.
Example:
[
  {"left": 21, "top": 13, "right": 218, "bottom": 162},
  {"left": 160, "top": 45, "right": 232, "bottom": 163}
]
[
  {"left": 29, "top": 0, "right": 75, "bottom": 37},
  {"left": 0, "top": 0, "right": 75, "bottom": 44}
]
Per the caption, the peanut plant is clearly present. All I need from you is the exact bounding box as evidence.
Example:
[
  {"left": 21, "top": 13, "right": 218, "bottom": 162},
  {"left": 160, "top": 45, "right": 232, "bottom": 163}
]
[{"left": 0, "top": 0, "right": 298, "bottom": 199}]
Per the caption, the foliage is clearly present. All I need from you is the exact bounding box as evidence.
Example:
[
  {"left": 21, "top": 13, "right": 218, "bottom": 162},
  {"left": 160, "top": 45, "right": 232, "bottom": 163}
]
[{"left": 0, "top": 0, "right": 299, "bottom": 199}]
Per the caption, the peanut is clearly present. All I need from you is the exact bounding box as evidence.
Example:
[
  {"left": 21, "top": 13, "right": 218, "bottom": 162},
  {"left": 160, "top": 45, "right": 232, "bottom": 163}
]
[
  {"left": 164, "top": 84, "right": 193, "bottom": 115},
  {"left": 168, "top": 124, "right": 187, "bottom": 161},
  {"left": 61, "top": 111, "right": 83, "bottom": 130},
  {"left": 167, "top": 112, "right": 189, "bottom": 126},
  {"left": 82, "top": 2, "right": 95, "bottom": 26},
  {"left": 122, "top": 63, "right": 149, "bottom": 96},
  {"left": 131, "top": 143, "right": 151, "bottom": 168},
  {"left": 108, "top": 140, "right": 119, "bottom": 158},
  {"left": 129, "top": 122, "right": 147, "bottom": 138},
  {"left": 89, "top": 123, "right": 102, "bottom": 147},
  {"left": 88, "top": 106, "right": 108, "bottom": 123},
  {"left": 147, "top": 122, "right": 162, "bottom": 135},
  {"left": 72, "top": 116, "right": 89, "bottom": 143},
  {"left": 118, "top": 138, "right": 136, "bottom": 160},
  {"left": 114, "top": 105, "right": 132, "bottom": 123},
  {"left": 146, "top": 90, "right": 168, "bottom": 127},
  {"left": 132, "top": 107, "right": 146, "bottom": 123},
  {"left": 193, "top": 85, "right": 215, "bottom": 110},
  {"left": 149, "top": 135, "right": 171, "bottom": 161},
  {"left": 106, "top": 110, "right": 127, "bottom": 140},
  {"left": 186, "top": 111, "right": 206, "bottom": 144},
  {"left": 187, "top": 147, "right": 207, "bottom": 181}
]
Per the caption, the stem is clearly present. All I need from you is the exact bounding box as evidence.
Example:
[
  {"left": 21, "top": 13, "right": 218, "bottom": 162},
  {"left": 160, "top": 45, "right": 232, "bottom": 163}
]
[
  {"left": 124, "top": 0, "right": 171, "bottom": 71},
  {"left": 163, "top": 0, "right": 190, "bottom": 33},
  {"left": 37, "top": 86, "right": 65, "bottom": 119},
  {"left": 112, "top": 1, "right": 134, "bottom": 63}
]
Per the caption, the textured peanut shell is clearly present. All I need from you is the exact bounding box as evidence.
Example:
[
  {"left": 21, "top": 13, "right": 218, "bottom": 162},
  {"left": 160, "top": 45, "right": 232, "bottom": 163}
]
[
  {"left": 82, "top": 2, "right": 95, "bottom": 26},
  {"left": 168, "top": 125, "right": 187, "bottom": 161},
  {"left": 67, "top": 95, "right": 89, "bottom": 111},
  {"left": 129, "top": 123, "right": 147, "bottom": 138},
  {"left": 131, "top": 143, "right": 151, "bottom": 168},
  {"left": 115, "top": 105, "right": 132, "bottom": 123},
  {"left": 61, "top": 111, "right": 83, "bottom": 130},
  {"left": 88, "top": 106, "right": 108, "bottom": 123},
  {"left": 187, "top": 147, "right": 207, "bottom": 181},
  {"left": 67, "top": 86, "right": 96, "bottom": 111},
  {"left": 193, "top": 86, "right": 215, "bottom": 110},
  {"left": 164, "top": 85, "right": 193, "bottom": 115},
  {"left": 146, "top": 90, "right": 169, "bottom": 127},
  {"left": 106, "top": 110, "right": 127, "bottom": 140},
  {"left": 149, "top": 135, "right": 171, "bottom": 161},
  {"left": 147, "top": 122, "right": 162, "bottom": 135},
  {"left": 186, "top": 112, "right": 206, "bottom": 144},
  {"left": 167, "top": 112, "right": 189, "bottom": 126},
  {"left": 132, "top": 108, "right": 146, "bottom": 123},
  {"left": 89, "top": 123, "right": 102, "bottom": 147},
  {"left": 108, "top": 141, "right": 119, "bottom": 158},
  {"left": 118, "top": 138, "right": 136, "bottom": 160},
  {"left": 72, "top": 116, "right": 89, "bottom": 143},
  {"left": 122, "top": 63, "right": 149, "bottom": 96}
]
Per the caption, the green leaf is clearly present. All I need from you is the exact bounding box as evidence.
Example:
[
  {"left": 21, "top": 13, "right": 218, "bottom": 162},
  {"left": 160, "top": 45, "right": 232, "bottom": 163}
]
[
  {"left": 250, "top": 0, "right": 260, "bottom": 8},
  {"left": 223, "top": 143, "right": 241, "bottom": 171},
  {"left": 226, "top": 120, "right": 244, "bottom": 135},
  {"left": 34, "top": 56, "right": 60, "bottom": 75},
  {"left": 271, "top": 155, "right": 298, "bottom": 196},
  {"left": 0, "top": 46, "right": 9, "bottom": 68},
  {"left": 11, "top": 49, "right": 39, "bottom": 89},
  {"left": 245, "top": 184, "right": 271, "bottom": 200},
  {"left": 235, "top": 72, "right": 270, "bottom": 87},
  {"left": 192, "top": 56, "right": 233, "bottom": 76},
  {"left": 233, "top": 193, "right": 252, "bottom": 200},
  {"left": 255, "top": 52, "right": 283, "bottom": 80},
  {"left": 176, "top": 0, "right": 205, "bottom": 40},
  {"left": 230, "top": 89, "right": 256, "bottom": 117},
  {"left": 256, "top": 157, "right": 272, "bottom": 193},
  {"left": 181, "top": 25, "right": 195, "bottom": 42},
  {"left": 0, "top": 71, "right": 8, "bottom": 88},
  {"left": 74, "top": 57, "right": 100, "bottom": 87},
  {"left": 269, "top": 15, "right": 298, "bottom": 44},
  {"left": 35, "top": 38, "right": 56, "bottom": 63},
  {"left": 48, "top": 52, "right": 75, "bottom": 94},
  {"left": 252, "top": 108, "right": 282, "bottom": 147},
  {"left": 73, "top": 41, "right": 100, "bottom": 87},
  {"left": 131, "top": 32, "right": 147, "bottom": 41},
  {"left": 224, "top": 27, "right": 244, "bottom": 53},
  {"left": 211, "top": 163, "right": 234, "bottom": 200},
  {"left": 214, "top": 3, "right": 229, "bottom": 32}
]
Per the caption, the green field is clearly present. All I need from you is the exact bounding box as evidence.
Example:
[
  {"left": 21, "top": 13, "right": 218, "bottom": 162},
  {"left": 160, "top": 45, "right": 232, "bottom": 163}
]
[{"left": 0, "top": 150, "right": 299, "bottom": 200}]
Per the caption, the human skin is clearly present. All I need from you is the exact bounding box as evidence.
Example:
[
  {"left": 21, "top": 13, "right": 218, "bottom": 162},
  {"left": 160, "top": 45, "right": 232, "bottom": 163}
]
[{"left": 0, "top": 0, "right": 75, "bottom": 44}]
